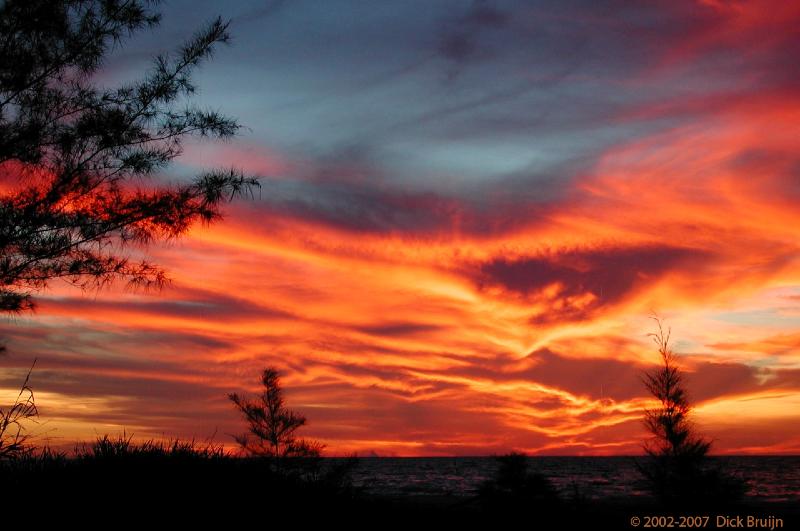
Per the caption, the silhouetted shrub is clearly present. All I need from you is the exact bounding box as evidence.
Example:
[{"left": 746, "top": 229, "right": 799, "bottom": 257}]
[{"left": 479, "top": 452, "right": 559, "bottom": 510}]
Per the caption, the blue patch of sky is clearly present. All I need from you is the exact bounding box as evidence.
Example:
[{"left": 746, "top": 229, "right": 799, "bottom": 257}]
[{"left": 101, "top": 0, "right": 736, "bottom": 206}]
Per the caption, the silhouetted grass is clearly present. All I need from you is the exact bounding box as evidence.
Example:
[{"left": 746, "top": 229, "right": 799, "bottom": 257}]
[
  {"left": 0, "top": 362, "right": 38, "bottom": 459},
  {"left": 0, "top": 434, "right": 360, "bottom": 525},
  {"left": 76, "top": 433, "right": 226, "bottom": 461}
]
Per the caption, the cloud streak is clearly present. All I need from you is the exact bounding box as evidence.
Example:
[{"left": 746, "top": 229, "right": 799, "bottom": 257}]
[{"left": 2, "top": 0, "right": 800, "bottom": 455}]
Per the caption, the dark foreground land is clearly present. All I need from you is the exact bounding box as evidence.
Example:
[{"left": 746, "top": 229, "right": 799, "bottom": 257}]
[{"left": 1, "top": 445, "right": 797, "bottom": 529}]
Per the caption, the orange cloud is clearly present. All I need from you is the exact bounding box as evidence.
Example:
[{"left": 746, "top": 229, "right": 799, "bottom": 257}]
[{"left": 2, "top": 0, "right": 800, "bottom": 456}]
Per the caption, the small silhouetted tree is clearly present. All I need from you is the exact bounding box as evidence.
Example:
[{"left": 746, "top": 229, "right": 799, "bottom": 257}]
[
  {"left": 642, "top": 320, "right": 711, "bottom": 464},
  {"left": 229, "top": 367, "right": 323, "bottom": 472},
  {"left": 639, "top": 319, "right": 743, "bottom": 505},
  {"left": 0, "top": 0, "right": 258, "bottom": 312}
]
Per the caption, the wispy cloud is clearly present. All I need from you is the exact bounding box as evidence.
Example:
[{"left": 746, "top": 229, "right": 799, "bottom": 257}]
[{"left": 3, "top": 0, "right": 800, "bottom": 455}]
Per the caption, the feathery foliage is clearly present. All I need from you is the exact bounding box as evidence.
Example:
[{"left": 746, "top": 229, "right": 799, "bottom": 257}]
[
  {"left": 0, "top": 361, "right": 38, "bottom": 459},
  {"left": 642, "top": 320, "right": 711, "bottom": 460},
  {"left": 0, "top": 0, "right": 259, "bottom": 312},
  {"left": 229, "top": 367, "right": 324, "bottom": 465},
  {"left": 639, "top": 318, "right": 743, "bottom": 505}
]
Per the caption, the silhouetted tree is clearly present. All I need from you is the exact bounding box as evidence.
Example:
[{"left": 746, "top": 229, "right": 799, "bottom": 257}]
[
  {"left": 639, "top": 319, "right": 743, "bottom": 505},
  {"left": 229, "top": 367, "right": 323, "bottom": 471},
  {"left": 642, "top": 320, "right": 711, "bottom": 463},
  {"left": 0, "top": 0, "right": 258, "bottom": 312}
]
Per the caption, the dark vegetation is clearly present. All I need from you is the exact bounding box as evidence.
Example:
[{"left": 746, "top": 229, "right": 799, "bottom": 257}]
[
  {"left": 1, "top": 373, "right": 360, "bottom": 523},
  {"left": 0, "top": 0, "right": 789, "bottom": 525},
  {"left": 0, "top": 360, "right": 794, "bottom": 526},
  {"left": 0, "top": 436, "right": 360, "bottom": 524},
  {"left": 637, "top": 319, "right": 745, "bottom": 507},
  {"left": 229, "top": 367, "right": 324, "bottom": 463},
  {"left": 478, "top": 452, "right": 560, "bottom": 511},
  {"left": 0, "top": 0, "right": 258, "bottom": 313},
  {"left": 0, "top": 362, "right": 37, "bottom": 459},
  {"left": 228, "top": 366, "right": 357, "bottom": 483}
]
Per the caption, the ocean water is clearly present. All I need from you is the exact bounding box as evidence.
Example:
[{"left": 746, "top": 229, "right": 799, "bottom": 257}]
[{"left": 343, "top": 456, "right": 800, "bottom": 502}]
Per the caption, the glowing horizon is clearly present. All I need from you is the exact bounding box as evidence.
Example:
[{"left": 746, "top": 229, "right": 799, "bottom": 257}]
[{"left": 2, "top": 0, "right": 800, "bottom": 456}]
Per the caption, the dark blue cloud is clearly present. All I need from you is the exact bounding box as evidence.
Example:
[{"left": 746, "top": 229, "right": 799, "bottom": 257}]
[
  {"left": 472, "top": 245, "right": 710, "bottom": 321},
  {"left": 355, "top": 322, "right": 446, "bottom": 338}
]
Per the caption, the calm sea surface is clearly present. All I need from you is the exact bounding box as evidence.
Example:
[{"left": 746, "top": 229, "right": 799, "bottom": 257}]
[{"left": 341, "top": 456, "right": 800, "bottom": 502}]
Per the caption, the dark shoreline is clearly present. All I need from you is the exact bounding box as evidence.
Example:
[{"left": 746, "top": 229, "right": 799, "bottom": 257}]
[{"left": 3, "top": 453, "right": 797, "bottom": 527}]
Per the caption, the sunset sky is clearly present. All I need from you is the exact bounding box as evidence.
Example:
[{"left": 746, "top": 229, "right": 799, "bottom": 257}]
[{"left": 2, "top": 0, "right": 800, "bottom": 456}]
